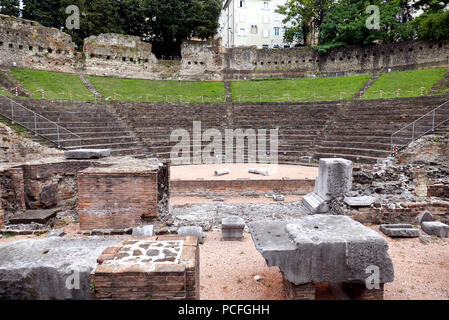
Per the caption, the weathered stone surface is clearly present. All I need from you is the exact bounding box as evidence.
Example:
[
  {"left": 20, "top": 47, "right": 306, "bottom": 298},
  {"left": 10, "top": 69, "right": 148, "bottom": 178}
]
[
  {"left": 132, "top": 225, "right": 154, "bottom": 237},
  {"left": 222, "top": 216, "right": 245, "bottom": 241},
  {"left": 421, "top": 221, "right": 449, "bottom": 238},
  {"left": 40, "top": 183, "right": 58, "bottom": 208},
  {"left": 177, "top": 226, "right": 204, "bottom": 244},
  {"left": 344, "top": 196, "right": 377, "bottom": 207},
  {"left": 314, "top": 158, "right": 353, "bottom": 200},
  {"left": 64, "top": 149, "right": 110, "bottom": 159},
  {"left": 302, "top": 192, "right": 328, "bottom": 213},
  {"left": 273, "top": 194, "right": 285, "bottom": 202},
  {"left": 249, "top": 215, "right": 394, "bottom": 285},
  {"left": 8, "top": 208, "right": 60, "bottom": 225},
  {"left": 415, "top": 211, "right": 435, "bottom": 225},
  {"left": 47, "top": 229, "right": 65, "bottom": 238},
  {"left": 0, "top": 238, "right": 119, "bottom": 299},
  {"left": 379, "top": 224, "right": 420, "bottom": 238}
]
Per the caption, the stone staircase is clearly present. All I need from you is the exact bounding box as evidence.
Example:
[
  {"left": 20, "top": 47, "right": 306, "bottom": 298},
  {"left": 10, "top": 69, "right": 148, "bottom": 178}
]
[
  {"left": 314, "top": 96, "right": 449, "bottom": 163},
  {"left": 5, "top": 98, "right": 143, "bottom": 156}
]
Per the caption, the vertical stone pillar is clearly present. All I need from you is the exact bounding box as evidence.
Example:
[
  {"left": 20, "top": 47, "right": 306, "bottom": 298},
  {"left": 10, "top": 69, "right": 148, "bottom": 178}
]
[{"left": 9, "top": 168, "right": 25, "bottom": 211}]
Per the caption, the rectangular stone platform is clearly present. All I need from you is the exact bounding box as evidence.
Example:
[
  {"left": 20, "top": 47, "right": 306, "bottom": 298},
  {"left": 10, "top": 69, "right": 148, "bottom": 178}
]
[
  {"left": 91, "top": 236, "right": 200, "bottom": 300},
  {"left": 249, "top": 215, "right": 394, "bottom": 294}
]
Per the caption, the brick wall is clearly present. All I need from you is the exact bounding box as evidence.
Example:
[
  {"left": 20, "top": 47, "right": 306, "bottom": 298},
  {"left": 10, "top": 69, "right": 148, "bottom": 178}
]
[
  {"left": 348, "top": 200, "right": 449, "bottom": 225},
  {"left": 78, "top": 171, "right": 158, "bottom": 231},
  {"left": 428, "top": 184, "right": 449, "bottom": 198},
  {"left": 171, "top": 179, "right": 315, "bottom": 197}
]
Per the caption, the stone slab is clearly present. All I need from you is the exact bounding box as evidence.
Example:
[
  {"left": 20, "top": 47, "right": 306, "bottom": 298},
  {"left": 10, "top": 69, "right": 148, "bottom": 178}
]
[
  {"left": 249, "top": 215, "right": 394, "bottom": 285},
  {"left": 177, "top": 226, "right": 204, "bottom": 244},
  {"left": 344, "top": 196, "right": 377, "bottom": 207},
  {"left": 8, "top": 208, "right": 61, "bottom": 225},
  {"left": 0, "top": 238, "right": 120, "bottom": 299},
  {"left": 314, "top": 158, "right": 353, "bottom": 200},
  {"left": 132, "top": 225, "right": 155, "bottom": 237},
  {"left": 302, "top": 192, "right": 328, "bottom": 213},
  {"left": 64, "top": 149, "right": 110, "bottom": 159},
  {"left": 379, "top": 224, "right": 420, "bottom": 238},
  {"left": 421, "top": 221, "right": 449, "bottom": 238}
]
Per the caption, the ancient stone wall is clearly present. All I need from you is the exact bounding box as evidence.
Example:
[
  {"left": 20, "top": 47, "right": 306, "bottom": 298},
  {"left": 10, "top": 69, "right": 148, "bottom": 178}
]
[
  {"left": 1, "top": 14, "right": 448, "bottom": 80},
  {"left": 170, "top": 178, "right": 315, "bottom": 197},
  {"left": 0, "top": 14, "right": 76, "bottom": 73},
  {"left": 223, "top": 40, "right": 449, "bottom": 79}
]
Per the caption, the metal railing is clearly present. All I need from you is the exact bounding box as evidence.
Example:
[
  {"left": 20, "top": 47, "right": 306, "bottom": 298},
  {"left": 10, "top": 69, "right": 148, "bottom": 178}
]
[
  {"left": 391, "top": 99, "right": 449, "bottom": 154},
  {"left": 0, "top": 95, "right": 82, "bottom": 149}
]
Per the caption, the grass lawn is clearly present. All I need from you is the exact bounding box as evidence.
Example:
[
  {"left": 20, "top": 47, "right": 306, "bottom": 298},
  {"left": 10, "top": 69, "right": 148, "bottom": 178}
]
[
  {"left": 10, "top": 68, "right": 95, "bottom": 101},
  {"left": 0, "top": 88, "right": 13, "bottom": 97},
  {"left": 231, "top": 75, "right": 371, "bottom": 102},
  {"left": 88, "top": 76, "right": 226, "bottom": 103},
  {"left": 362, "top": 68, "right": 447, "bottom": 99}
]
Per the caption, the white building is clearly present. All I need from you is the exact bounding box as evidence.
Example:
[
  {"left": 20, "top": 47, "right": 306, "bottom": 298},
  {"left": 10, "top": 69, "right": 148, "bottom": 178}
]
[{"left": 220, "top": 0, "right": 291, "bottom": 49}]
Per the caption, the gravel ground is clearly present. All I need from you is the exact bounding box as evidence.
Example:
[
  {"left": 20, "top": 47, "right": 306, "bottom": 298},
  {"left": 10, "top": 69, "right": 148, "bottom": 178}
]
[
  {"left": 199, "top": 228, "right": 449, "bottom": 300},
  {"left": 171, "top": 195, "right": 302, "bottom": 206},
  {"left": 1, "top": 222, "right": 448, "bottom": 300}
]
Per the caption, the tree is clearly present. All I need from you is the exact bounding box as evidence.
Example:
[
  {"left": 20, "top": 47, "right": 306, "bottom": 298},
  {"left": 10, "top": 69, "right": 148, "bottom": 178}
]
[
  {"left": 415, "top": 10, "right": 449, "bottom": 41},
  {"left": 413, "top": 0, "right": 449, "bottom": 14},
  {"left": 0, "top": 0, "right": 20, "bottom": 17},
  {"left": 276, "top": 0, "right": 334, "bottom": 45},
  {"left": 317, "top": 0, "right": 415, "bottom": 52},
  {"left": 141, "top": 0, "right": 221, "bottom": 57},
  {"left": 22, "top": 0, "right": 63, "bottom": 28}
]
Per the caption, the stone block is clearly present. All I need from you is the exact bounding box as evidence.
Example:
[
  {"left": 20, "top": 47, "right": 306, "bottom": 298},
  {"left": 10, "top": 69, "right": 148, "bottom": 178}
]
[
  {"left": 314, "top": 158, "right": 353, "bottom": 200},
  {"left": 415, "top": 211, "right": 434, "bottom": 225},
  {"left": 421, "top": 221, "right": 449, "bottom": 238},
  {"left": 177, "top": 226, "right": 204, "bottom": 244},
  {"left": 132, "top": 225, "right": 154, "bottom": 237},
  {"left": 222, "top": 216, "right": 245, "bottom": 241},
  {"left": 249, "top": 215, "right": 394, "bottom": 285},
  {"left": 379, "top": 224, "right": 420, "bottom": 238},
  {"left": 65, "top": 149, "right": 110, "bottom": 159},
  {"left": 47, "top": 229, "right": 65, "bottom": 238},
  {"left": 344, "top": 196, "right": 377, "bottom": 207},
  {"left": 302, "top": 192, "right": 328, "bottom": 213},
  {"left": 0, "top": 238, "right": 119, "bottom": 299}
]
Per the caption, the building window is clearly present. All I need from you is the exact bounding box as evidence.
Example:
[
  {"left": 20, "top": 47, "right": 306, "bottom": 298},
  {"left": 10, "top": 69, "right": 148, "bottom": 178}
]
[
  {"left": 263, "top": 15, "right": 269, "bottom": 24},
  {"left": 263, "top": 30, "right": 269, "bottom": 38},
  {"left": 274, "top": 27, "right": 280, "bottom": 36},
  {"left": 263, "top": 1, "right": 269, "bottom": 9},
  {"left": 239, "top": 0, "right": 245, "bottom": 8},
  {"left": 238, "top": 28, "right": 246, "bottom": 36},
  {"left": 250, "top": 25, "right": 258, "bottom": 34}
]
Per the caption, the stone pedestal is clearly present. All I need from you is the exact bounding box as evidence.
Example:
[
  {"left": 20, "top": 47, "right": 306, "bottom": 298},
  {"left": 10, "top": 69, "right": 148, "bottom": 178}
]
[
  {"left": 302, "top": 158, "right": 353, "bottom": 213},
  {"left": 222, "top": 216, "right": 245, "bottom": 241},
  {"left": 92, "top": 236, "right": 200, "bottom": 300}
]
